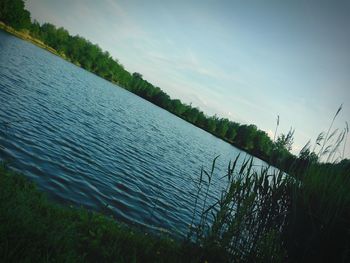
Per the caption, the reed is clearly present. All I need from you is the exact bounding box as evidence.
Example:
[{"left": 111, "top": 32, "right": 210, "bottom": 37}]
[
  {"left": 188, "top": 156, "right": 292, "bottom": 263},
  {"left": 189, "top": 105, "right": 350, "bottom": 262}
]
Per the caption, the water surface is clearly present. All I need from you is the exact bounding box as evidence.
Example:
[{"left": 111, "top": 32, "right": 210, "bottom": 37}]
[{"left": 0, "top": 30, "right": 267, "bottom": 236}]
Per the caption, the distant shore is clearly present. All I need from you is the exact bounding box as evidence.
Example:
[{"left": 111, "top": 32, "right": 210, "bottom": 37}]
[
  {"left": 0, "top": 23, "right": 274, "bottom": 165},
  {"left": 0, "top": 22, "right": 59, "bottom": 56},
  {"left": 0, "top": 22, "right": 83, "bottom": 68},
  {"left": 0, "top": 21, "right": 294, "bottom": 172}
]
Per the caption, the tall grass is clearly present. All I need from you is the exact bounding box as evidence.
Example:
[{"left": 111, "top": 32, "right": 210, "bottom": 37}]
[
  {"left": 284, "top": 105, "right": 350, "bottom": 262},
  {"left": 1, "top": 107, "right": 348, "bottom": 262},
  {"left": 188, "top": 157, "right": 292, "bottom": 263},
  {"left": 284, "top": 162, "right": 350, "bottom": 263},
  {"left": 189, "top": 105, "right": 350, "bottom": 262},
  {"left": 189, "top": 158, "right": 349, "bottom": 262}
]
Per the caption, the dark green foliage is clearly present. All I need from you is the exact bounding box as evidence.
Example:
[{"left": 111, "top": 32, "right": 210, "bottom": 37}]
[
  {"left": 284, "top": 163, "right": 350, "bottom": 263},
  {"left": 0, "top": 164, "right": 210, "bottom": 263},
  {"left": 190, "top": 110, "right": 350, "bottom": 262},
  {"left": 234, "top": 124, "right": 258, "bottom": 150},
  {"left": 189, "top": 155, "right": 350, "bottom": 263},
  {"left": 215, "top": 118, "right": 230, "bottom": 138},
  {"left": 189, "top": 157, "right": 291, "bottom": 263},
  {"left": 0, "top": 0, "right": 31, "bottom": 29}
]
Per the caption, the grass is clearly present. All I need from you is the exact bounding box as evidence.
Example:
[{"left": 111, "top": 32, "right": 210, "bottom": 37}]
[
  {"left": 187, "top": 156, "right": 350, "bottom": 263},
  {"left": 188, "top": 156, "right": 292, "bottom": 263},
  {"left": 0, "top": 163, "right": 213, "bottom": 263},
  {"left": 187, "top": 106, "right": 350, "bottom": 263},
  {"left": 1, "top": 106, "right": 349, "bottom": 262},
  {"left": 2, "top": 157, "right": 348, "bottom": 263},
  {"left": 284, "top": 162, "right": 350, "bottom": 262}
]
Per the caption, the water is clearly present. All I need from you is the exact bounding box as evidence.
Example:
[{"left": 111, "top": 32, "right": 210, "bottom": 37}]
[{"left": 0, "top": 30, "right": 268, "bottom": 237}]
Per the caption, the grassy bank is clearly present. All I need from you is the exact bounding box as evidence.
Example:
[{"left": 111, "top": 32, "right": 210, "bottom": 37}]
[
  {"left": 2, "top": 158, "right": 349, "bottom": 263},
  {"left": 0, "top": 22, "right": 59, "bottom": 57},
  {"left": 0, "top": 22, "right": 83, "bottom": 68},
  {"left": 0, "top": 164, "right": 214, "bottom": 263},
  {"left": 190, "top": 156, "right": 350, "bottom": 263}
]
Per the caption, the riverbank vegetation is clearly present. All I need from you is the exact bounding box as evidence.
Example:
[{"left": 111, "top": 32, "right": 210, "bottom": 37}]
[
  {"left": 1, "top": 154, "right": 349, "bottom": 262},
  {"left": 1, "top": 1, "right": 350, "bottom": 262},
  {"left": 0, "top": 0, "right": 311, "bottom": 171},
  {"left": 0, "top": 163, "right": 209, "bottom": 263},
  {"left": 189, "top": 157, "right": 350, "bottom": 263},
  {"left": 1, "top": 107, "right": 349, "bottom": 262},
  {"left": 187, "top": 109, "right": 349, "bottom": 262}
]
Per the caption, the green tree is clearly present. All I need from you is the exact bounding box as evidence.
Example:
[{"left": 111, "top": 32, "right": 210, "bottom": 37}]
[
  {"left": 216, "top": 118, "right": 230, "bottom": 138},
  {"left": 170, "top": 99, "right": 186, "bottom": 115},
  {"left": 235, "top": 124, "right": 258, "bottom": 150},
  {"left": 195, "top": 111, "right": 207, "bottom": 128},
  {"left": 226, "top": 122, "right": 239, "bottom": 142},
  {"left": 205, "top": 116, "right": 217, "bottom": 133},
  {"left": 253, "top": 130, "right": 273, "bottom": 157},
  {"left": 0, "top": 0, "right": 31, "bottom": 29}
]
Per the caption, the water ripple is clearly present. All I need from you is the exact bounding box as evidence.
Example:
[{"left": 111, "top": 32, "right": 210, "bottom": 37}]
[{"left": 0, "top": 31, "right": 269, "bottom": 237}]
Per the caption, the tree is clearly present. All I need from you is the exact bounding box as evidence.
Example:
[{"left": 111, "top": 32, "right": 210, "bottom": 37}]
[
  {"left": 170, "top": 99, "right": 186, "bottom": 115},
  {"left": 215, "top": 118, "right": 230, "bottom": 138},
  {"left": 226, "top": 122, "right": 239, "bottom": 142},
  {"left": 182, "top": 105, "right": 201, "bottom": 123},
  {"left": 0, "top": 0, "right": 31, "bottom": 29},
  {"left": 253, "top": 130, "right": 273, "bottom": 157},
  {"left": 235, "top": 124, "right": 258, "bottom": 150},
  {"left": 205, "top": 117, "right": 217, "bottom": 133},
  {"left": 195, "top": 111, "right": 207, "bottom": 128},
  {"left": 153, "top": 91, "right": 170, "bottom": 108}
]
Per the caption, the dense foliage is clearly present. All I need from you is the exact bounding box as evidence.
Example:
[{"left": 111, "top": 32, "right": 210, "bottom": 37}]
[
  {"left": 1, "top": 157, "right": 349, "bottom": 262},
  {"left": 0, "top": 0, "right": 31, "bottom": 29},
  {"left": 189, "top": 156, "right": 350, "bottom": 263},
  {"left": 0, "top": 0, "right": 299, "bottom": 169},
  {"left": 189, "top": 113, "right": 350, "bottom": 263}
]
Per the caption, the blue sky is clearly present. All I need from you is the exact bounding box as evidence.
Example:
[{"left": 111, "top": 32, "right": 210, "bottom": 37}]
[{"left": 25, "top": 0, "right": 350, "bottom": 158}]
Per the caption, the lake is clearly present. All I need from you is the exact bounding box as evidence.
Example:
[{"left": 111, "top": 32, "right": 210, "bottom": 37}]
[{"left": 0, "top": 30, "right": 268, "bottom": 237}]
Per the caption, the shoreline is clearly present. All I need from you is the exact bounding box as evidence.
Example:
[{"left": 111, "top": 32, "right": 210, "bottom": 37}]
[
  {"left": 0, "top": 22, "right": 59, "bottom": 56},
  {"left": 0, "top": 164, "right": 208, "bottom": 262},
  {"left": 0, "top": 22, "right": 83, "bottom": 68},
  {"left": 0, "top": 22, "right": 280, "bottom": 170}
]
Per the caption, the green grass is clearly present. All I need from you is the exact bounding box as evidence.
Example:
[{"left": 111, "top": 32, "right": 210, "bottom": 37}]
[
  {"left": 0, "top": 163, "right": 212, "bottom": 263},
  {"left": 283, "top": 162, "right": 350, "bottom": 263},
  {"left": 188, "top": 155, "right": 350, "bottom": 263},
  {"left": 1, "top": 104, "right": 349, "bottom": 262},
  {"left": 188, "top": 156, "right": 291, "bottom": 263},
  {"left": 186, "top": 106, "right": 350, "bottom": 263},
  {"left": 1, "top": 157, "right": 349, "bottom": 263}
]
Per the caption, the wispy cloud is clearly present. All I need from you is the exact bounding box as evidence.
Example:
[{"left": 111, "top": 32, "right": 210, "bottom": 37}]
[{"left": 26, "top": 0, "right": 350, "bottom": 158}]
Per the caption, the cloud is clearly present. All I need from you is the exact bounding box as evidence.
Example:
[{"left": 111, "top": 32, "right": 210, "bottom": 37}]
[{"left": 25, "top": 0, "right": 350, "bottom": 159}]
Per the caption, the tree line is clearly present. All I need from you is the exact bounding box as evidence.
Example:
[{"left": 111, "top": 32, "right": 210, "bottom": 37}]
[{"left": 1, "top": 0, "right": 302, "bottom": 169}]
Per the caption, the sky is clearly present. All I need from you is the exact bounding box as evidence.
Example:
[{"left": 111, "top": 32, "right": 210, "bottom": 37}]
[{"left": 25, "top": 0, "right": 350, "bottom": 159}]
